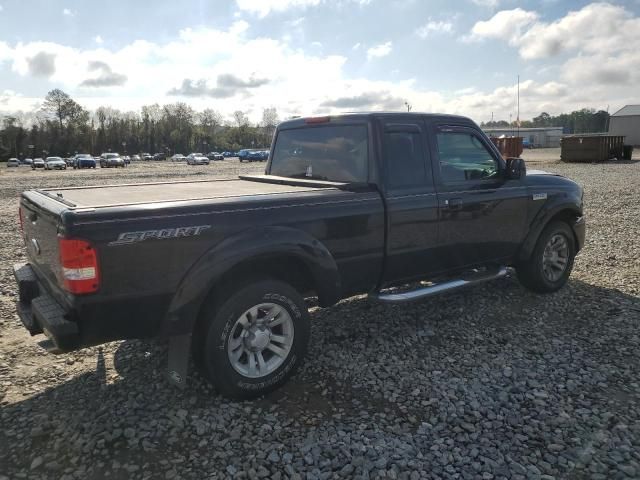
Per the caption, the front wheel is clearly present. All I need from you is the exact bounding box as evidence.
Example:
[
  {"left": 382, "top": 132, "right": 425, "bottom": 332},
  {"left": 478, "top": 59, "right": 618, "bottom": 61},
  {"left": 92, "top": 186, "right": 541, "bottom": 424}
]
[
  {"left": 517, "top": 221, "right": 576, "bottom": 293},
  {"left": 196, "top": 278, "right": 310, "bottom": 399}
]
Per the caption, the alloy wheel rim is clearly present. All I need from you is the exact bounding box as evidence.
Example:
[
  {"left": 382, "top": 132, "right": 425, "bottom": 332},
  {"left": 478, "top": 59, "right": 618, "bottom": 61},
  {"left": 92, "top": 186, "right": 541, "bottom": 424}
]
[
  {"left": 227, "top": 302, "right": 294, "bottom": 378},
  {"left": 542, "top": 233, "right": 569, "bottom": 282}
]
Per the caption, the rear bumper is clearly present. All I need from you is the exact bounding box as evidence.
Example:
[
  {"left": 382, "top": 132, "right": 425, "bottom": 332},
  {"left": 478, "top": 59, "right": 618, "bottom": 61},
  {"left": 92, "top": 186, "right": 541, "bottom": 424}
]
[
  {"left": 573, "top": 215, "right": 586, "bottom": 252},
  {"left": 13, "top": 263, "right": 79, "bottom": 353}
]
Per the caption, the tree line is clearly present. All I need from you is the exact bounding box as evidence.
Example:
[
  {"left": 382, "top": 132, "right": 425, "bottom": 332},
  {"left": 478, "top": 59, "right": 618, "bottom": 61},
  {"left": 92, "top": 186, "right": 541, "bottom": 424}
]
[
  {"left": 481, "top": 108, "right": 610, "bottom": 133},
  {"left": 0, "top": 89, "right": 614, "bottom": 159},
  {"left": 0, "top": 89, "right": 280, "bottom": 159}
]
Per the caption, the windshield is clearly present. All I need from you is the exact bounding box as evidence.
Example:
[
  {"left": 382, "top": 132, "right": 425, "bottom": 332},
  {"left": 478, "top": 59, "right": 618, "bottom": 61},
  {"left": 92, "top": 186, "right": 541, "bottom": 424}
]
[
  {"left": 270, "top": 125, "right": 368, "bottom": 182},
  {"left": 105, "top": 153, "right": 120, "bottom": 159},
  {"left": 46, "top": 157, "right": 62, "bottom": 161}
]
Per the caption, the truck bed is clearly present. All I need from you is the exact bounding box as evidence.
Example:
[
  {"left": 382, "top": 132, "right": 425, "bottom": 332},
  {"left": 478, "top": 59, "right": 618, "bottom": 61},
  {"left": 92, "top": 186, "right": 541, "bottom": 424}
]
[{"left": 36, "top": 177, "right": 338, "bottom": 209}]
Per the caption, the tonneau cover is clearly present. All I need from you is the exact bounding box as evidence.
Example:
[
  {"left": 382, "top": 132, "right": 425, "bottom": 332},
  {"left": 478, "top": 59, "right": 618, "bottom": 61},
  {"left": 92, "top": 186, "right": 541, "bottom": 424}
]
[{"left": 37, "top": 178, "right": 333, "bottom": 209}]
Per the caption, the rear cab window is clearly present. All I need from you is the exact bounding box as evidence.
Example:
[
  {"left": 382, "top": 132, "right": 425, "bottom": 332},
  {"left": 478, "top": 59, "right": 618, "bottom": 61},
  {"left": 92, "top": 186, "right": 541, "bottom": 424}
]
[
  {"left": 270, "top": 125, "right": 368, "bottom": 183},
  {"left": 382, "top": 123, "right": 430, "bottom": 191}
]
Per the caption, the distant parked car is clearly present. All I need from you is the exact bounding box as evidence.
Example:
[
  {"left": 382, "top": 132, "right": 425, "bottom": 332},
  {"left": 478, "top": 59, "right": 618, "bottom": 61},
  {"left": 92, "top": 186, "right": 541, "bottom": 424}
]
[
  {"left": 186, "top": 153, "right": 210, "bottom": 165},
  {"left": 142, "top": 153, "right": 153, "bottom": 161},
  {"left": 207, "top": 152, "right": 224, "bottom": 161},
  {"left": 100, "top": 153, "right": 125, "bottom": 168},
  {"left": 171, "top": 154, "right": 186, "bottom": 162},
  {"left": 153, "top": 152, "right": 167, "bottom": 161},
  {"left": 45, "top": 157, "right": 67, "bottom": 170},
  {"left": 73, "top": 154, "right": 96, "bottom": 169},
  {"left": 131, "top": 154, "right": 141, "bottom": 162},
  {"left": 64, "top": 157, "right": 74, "bottom": 166},
  {"left": 522, "top": 138, "right": 533, "bottom": 149},
  {"left": 221, "top": 151, "right": 232, "bottom": 158},
  {"left": 244, "top": 149, "right": 268, "bottom": 162},
  {"left": 32, "top": 158, "right": 45, "bottom": 169},
  {"left": 22, "top": 158, "right": 33, "bottom": 165},
  {"left": 7, "top": 158, "right": 20, "bottom": 167},
  {"left": 237, "top": 149, "right": 250, "bottom": 162}
]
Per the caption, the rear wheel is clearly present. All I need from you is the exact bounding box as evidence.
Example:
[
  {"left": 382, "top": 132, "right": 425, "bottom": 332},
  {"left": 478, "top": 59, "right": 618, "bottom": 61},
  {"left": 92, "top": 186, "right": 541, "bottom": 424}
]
[
  {"left": 517, "top": 221, "right": 576, "bottom": 293},
  {"left": 196, "top": 278, "right": 310, "bottom": 399}
]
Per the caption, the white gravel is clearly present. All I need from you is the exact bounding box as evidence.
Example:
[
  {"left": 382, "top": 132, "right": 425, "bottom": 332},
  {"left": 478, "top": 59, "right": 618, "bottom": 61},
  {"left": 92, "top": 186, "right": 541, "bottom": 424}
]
[{"left": 0, "top": 151, "right": 639, "bottom": 480}]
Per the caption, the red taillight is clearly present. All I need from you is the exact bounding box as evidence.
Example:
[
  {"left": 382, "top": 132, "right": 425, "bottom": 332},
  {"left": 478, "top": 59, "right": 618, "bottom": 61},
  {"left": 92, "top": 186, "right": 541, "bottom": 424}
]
[
  {"left": 59, "top": 238, "right": 100, "bottom": 294},
  {"left": 305, "top": 116, "right": 330, "bottom": 124}
]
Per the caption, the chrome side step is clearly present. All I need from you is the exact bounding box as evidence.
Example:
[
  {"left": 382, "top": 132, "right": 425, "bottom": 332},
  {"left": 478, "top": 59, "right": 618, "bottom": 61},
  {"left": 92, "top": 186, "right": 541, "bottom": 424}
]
[{"left": 370, "top": 266, "right": 509, "bottom": 304}]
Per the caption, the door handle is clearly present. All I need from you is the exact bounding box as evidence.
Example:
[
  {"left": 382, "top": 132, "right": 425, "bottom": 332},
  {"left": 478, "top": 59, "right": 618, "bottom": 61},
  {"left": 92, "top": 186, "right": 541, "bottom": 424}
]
[{"left": 445, "top": 197, "right": 462, "bottom": 210}]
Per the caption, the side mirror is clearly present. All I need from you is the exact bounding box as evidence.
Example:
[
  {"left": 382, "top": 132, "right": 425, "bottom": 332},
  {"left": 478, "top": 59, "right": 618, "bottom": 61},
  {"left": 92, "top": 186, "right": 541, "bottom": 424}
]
[{"left": 505, "top": 157, "right": 526, "bottom": 180}]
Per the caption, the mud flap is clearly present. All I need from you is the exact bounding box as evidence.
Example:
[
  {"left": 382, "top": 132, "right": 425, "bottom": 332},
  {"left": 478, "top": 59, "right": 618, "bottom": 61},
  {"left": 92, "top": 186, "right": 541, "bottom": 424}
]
[{"left": 167, "top": 333, "right": 191, "bottom": 389}]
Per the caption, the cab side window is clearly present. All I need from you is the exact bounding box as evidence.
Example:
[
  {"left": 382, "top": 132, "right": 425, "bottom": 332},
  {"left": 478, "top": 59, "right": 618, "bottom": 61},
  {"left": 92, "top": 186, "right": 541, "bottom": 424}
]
[
  {"left": 436, "top": 132, "right": 498, "bottom": 183},
  {"left": 384, "top": 130, "right": 428, "bottom": 189}
]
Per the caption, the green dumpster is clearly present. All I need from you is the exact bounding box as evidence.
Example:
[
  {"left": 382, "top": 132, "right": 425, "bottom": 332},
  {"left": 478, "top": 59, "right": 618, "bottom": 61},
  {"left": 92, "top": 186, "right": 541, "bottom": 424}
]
[{"left": 623, "top": 145, "right": 634, "bottom": 160}]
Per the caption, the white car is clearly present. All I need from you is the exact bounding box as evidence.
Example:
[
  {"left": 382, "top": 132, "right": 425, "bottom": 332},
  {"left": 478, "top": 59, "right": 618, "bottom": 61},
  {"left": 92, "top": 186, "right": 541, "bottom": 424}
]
[
  {"left": 7, "top": 158, "right": 20, "bottom": 167},
  {"left": 171, "top": 154, "right": 186, "bottom": 162},
  {"left": 45, "top": 157, "right": 67, "bottom": 170},
  {"left": 186, "top": 153, "right": 210, "bottom": 165}
]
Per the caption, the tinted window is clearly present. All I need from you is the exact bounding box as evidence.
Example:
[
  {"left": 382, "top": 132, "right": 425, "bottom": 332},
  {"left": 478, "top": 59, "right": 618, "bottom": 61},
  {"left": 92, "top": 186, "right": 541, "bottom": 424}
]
[
  {"left": 271, "top": 125, "right": 368, "bottom": 182},
  {"left": 436, "top": 132, "right": 498, "bottom": 183},
  {"left": 383, "top": 131, "right": 427, "bottom": 189}
]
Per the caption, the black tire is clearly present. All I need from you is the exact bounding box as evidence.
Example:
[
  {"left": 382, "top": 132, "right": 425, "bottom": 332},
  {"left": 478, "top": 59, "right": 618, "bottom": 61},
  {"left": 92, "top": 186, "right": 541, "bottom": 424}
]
[
  {"left": 517, "top": 221, "right": 576, "bottom": 293},
  {"left": 196, "top": 278, "right": 310, "bottom": 399}
]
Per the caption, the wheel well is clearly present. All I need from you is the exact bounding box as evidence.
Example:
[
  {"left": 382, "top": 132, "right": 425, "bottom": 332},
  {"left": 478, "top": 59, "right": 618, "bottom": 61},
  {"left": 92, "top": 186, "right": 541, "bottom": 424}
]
[
  {"left": 214, "top": 255, "right": 316, "bottom": 302},
  {"left": 548, "top": 209, "right": 581, "bottom": 250},
  {"left": 191, "top": 254, "right": 317, "bottom": 352}
]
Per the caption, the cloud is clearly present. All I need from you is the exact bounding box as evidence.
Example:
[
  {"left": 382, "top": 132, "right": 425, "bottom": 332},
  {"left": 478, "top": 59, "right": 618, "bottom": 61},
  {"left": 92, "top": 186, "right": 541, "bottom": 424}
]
[
  {"left": 470, "top": 0, "right": 501, "bottom": 7},
  {"left": 320, "top": 91, "right": 404, "bottom": 110},
  {"left": 235, "top": 0, "right": 371, "bottom": 17},
  {"left": 168, "top": 74, "right": 269, "bottom": 98},
  {"left": 366, "top": 41, "right": 392, "bottom": 60},
  {"left": 235, "top": 0, "right": 321, "bottom": 17},
  {"left": 80, "top": 60, "right": 127, "bottom": 87},
  {"left": 466, "top": 2, "right": 640, "bottom": 90},
  {"left": 517, "top": 3, "right": 638, "bottom": 60},
  {"left": 27, "top": 51, "right": 56, "bottom": 77},
  {"left": 466, "top": 8, "right": 538, "bottom": 44},
  {"left": 416, "top": 19, "right": 454, "bottom": 38},
  {"left": 62, "top": 8, "right": 75, "bottom": 16},
  {"left": 0, "top": 9, "right": 637, "bottom": 124}
]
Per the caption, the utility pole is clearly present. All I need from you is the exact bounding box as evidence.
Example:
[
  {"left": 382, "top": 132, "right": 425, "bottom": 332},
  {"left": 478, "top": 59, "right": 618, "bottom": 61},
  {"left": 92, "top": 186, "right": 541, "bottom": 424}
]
[
  {"left": 517, "top": 74, "right": 520, "bottom": 138},
  {"left": 404, "top": 101, "right": 412, "bottom": 112}
]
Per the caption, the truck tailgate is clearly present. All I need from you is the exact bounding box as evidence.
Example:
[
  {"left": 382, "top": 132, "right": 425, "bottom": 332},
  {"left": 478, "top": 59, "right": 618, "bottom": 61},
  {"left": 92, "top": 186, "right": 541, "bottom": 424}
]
[
  {"left": 38, "top": 178, "right": 332, "bottom": 209},
  {"left": 20, "top": 198, "right": 64, "bottom": 293}
]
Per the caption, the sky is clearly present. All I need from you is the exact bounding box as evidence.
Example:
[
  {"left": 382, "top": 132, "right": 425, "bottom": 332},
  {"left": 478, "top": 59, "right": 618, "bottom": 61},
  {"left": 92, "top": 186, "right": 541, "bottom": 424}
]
[{"left": 0, "top": 0, "right": 639, "bottom": 124}]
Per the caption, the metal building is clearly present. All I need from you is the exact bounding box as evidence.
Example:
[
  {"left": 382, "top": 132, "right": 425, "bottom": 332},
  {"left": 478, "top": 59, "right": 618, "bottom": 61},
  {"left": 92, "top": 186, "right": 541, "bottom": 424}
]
[
  {"left": 609, "top": 105, "right": 640, "bottom": 146},
  {"left": 482, "top": 127, "right": 563, "bottom": 148}
]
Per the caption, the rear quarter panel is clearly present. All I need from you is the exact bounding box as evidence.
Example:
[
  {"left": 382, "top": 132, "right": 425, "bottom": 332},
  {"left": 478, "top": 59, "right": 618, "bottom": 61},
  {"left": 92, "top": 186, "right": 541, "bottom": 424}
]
[{"left": 62, "top": 188, "right": 384, "bottom": 342}]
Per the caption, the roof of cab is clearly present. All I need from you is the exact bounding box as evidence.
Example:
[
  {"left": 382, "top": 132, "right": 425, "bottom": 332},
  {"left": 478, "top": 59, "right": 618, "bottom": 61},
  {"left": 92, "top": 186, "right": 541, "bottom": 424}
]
[{"left": 277, "top": 112, "right": 475, "bottom": 129}]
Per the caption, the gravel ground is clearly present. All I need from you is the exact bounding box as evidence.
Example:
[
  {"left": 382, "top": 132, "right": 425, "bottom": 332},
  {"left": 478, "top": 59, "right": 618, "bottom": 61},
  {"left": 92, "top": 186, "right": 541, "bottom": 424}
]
[{"left": 0, "top": 151, "right": 639, "bottom": 480}]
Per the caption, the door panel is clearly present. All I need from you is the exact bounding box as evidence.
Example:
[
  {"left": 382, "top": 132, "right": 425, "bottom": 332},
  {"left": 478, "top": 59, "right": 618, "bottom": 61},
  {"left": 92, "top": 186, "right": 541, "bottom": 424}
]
[
  {"left": 381, "top": 118, "right": 440, "bottom": 285},
  {"left": 432, "top": 126, "right": 528, "bottom": 269}
]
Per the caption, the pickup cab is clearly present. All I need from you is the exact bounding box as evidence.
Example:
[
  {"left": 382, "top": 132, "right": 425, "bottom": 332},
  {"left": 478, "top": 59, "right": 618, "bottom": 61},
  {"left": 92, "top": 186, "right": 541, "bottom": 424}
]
[{"left": 14, "top": 113, "right": 585, "bottom": 398}]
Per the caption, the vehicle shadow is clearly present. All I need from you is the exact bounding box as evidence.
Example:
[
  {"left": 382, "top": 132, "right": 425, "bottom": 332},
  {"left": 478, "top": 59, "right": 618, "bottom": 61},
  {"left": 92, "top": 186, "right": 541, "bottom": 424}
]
[{"left": 1, "top": 276, "right": 638, "bottom": 477}]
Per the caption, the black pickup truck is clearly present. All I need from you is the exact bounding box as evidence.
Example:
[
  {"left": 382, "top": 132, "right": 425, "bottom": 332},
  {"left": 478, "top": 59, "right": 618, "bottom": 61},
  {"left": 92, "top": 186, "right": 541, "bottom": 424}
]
[{"left": 14, "top": 113, "right": 585, "bottom": 398}]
